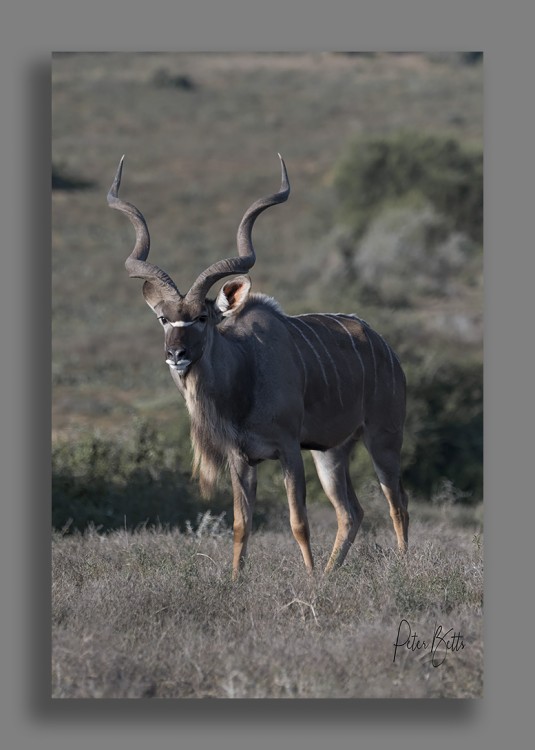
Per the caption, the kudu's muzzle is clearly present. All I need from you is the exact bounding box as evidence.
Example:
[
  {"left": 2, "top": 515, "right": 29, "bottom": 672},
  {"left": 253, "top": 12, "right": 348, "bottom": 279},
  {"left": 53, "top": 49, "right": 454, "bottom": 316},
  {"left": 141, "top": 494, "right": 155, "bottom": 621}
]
[{"left": 166, "top": 347, "right": 191, "bottom": 373}]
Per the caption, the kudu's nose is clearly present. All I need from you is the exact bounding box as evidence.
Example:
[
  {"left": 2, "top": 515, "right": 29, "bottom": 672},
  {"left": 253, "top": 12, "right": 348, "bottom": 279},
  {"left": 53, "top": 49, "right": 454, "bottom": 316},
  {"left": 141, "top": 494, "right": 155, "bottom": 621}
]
[{"left": 167, "top": 348, "right": 187, "bottom": 365}]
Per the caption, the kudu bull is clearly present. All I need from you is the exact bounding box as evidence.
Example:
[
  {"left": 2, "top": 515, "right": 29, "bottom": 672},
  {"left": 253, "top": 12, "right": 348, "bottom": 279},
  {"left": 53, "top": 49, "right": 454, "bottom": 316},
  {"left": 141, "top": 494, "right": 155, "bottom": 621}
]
[{"left": 108, "top": 154, "right": 409, "bottom": 578}]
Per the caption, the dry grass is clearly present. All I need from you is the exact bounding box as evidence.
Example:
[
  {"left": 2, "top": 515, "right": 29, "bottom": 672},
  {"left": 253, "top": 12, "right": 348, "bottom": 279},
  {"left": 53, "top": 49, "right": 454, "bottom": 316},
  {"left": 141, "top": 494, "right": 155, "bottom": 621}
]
[{"left": 52, "top": 500, "right": 483, "bottom": 699}]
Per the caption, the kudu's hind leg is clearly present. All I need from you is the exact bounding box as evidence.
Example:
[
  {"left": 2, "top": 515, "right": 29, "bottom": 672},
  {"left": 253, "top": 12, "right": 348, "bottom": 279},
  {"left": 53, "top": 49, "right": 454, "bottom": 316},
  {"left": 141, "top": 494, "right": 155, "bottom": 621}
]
[
  {"left": 311, "top": 444, "right": 364, "bottom": 572},
  {"left": 364, "top": 430, "right": 409, "bottom": 552}
]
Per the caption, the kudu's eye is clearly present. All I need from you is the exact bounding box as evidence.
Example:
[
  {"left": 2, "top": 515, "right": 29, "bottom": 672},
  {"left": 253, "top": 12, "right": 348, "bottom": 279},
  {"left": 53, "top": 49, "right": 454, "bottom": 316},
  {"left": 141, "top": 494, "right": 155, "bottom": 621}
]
[
  {"left": 158, "top": 316, "right": 168, "bottom": 325},
  {"left": 198, "top": 314, "right": 208, "bottom": 323}
]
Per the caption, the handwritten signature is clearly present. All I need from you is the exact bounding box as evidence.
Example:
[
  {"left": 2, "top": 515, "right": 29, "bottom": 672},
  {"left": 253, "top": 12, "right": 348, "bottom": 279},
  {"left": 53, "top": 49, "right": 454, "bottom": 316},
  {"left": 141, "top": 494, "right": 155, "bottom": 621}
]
[{"left": 393, "top": 619, "right": 465, "bottom": 667}]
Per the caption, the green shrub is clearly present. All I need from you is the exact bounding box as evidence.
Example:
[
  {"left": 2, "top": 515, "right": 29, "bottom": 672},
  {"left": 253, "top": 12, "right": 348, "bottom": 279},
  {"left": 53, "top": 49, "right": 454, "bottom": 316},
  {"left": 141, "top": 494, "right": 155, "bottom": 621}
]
[
  {"left": 403, "top": 356, "right": 483, "bottom": 501},
  {"left": 334, "top": 131, "right": 483, "bottom": 245},
  {"left": 52, "top": 421, "right": 230, "bottom": 533}
]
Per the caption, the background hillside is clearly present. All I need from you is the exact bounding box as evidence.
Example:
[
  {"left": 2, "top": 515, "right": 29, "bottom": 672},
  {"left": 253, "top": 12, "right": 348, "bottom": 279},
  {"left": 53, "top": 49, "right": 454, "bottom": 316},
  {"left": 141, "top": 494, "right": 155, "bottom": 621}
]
[{"left": 52, "top": 52, "right": 483, "bottom": 532}]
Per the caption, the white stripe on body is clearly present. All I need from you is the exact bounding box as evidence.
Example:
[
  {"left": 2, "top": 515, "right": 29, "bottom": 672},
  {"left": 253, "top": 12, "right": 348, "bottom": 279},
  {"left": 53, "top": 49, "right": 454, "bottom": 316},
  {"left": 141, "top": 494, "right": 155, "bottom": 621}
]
[
  {"left": 375, "top": 331, "right": 397, "bottom": 396},
  {"left": 294, "top": 316, "right": 344, "bottom": 405},
  {"left": 286, "top": 318, "right": 329, "bottom": 390},
  {"left": 345, "top": 316, "right": 397, "bottom": 397},
  {"left": 323, "top": 314, "right": 367, "bottom": 413},
  {"left": 307, "top": 313, "right": 398, "bottom": 398},
  {"left": 310, "top": 313, "right": 378, "bottom": 396},
  {"left": 287, "top": 332, "right": 308, "bottom": 392}
]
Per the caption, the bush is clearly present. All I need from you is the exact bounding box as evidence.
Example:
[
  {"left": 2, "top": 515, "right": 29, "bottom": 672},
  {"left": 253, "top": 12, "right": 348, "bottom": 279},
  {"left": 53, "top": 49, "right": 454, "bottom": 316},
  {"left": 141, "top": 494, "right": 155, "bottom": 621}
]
[
  {"left": 353, "top": 203, "right": 478, "bottom": 305},
  {"left": 334, "top": 131, "right": 483, "bottom": 245},
  {"left": 52, "top": 163, "right": 95, "bottom": 191},
  {"left": 403, "top": 356, "right": 483, "bottom": 501},
  {"left": 150, "top": 68, "right": 196, "bottom": 90},
  {"left": 52, "top": 421, "right": 230, "bottom": 533}
]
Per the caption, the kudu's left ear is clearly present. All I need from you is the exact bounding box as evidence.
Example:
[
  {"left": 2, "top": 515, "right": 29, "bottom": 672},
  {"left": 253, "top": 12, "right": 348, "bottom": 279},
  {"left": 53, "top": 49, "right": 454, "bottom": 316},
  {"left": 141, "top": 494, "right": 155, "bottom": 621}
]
[{"left": 216, "top": 275, "right": 252, "bottom": 318}]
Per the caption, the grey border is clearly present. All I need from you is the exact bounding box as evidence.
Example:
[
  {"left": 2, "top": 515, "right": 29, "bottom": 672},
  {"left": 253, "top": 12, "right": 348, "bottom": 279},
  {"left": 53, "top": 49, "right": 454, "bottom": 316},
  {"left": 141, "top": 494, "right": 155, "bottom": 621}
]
[{"left": 2, "top": 1, "right": 534, "bottom": 748}]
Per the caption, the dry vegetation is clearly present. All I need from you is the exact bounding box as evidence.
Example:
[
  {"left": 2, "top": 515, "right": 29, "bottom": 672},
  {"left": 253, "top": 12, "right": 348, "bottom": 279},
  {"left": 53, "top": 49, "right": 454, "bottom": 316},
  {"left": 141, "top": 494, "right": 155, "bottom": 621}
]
[
  {"left": 52, "top": 52, "right": 483, "bottom": 699},
  {"left": 52, "top": 499, "right": 483, "bottom": 699}
]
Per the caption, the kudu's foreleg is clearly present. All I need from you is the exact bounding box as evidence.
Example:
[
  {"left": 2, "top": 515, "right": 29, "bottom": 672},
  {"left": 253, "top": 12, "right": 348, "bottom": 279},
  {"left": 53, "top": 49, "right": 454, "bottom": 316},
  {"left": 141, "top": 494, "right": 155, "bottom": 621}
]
[
  {"left": 311, "top": 446, "right": 364, "bottom": 572},
  {"left": 280, "top": 446, "right": 314, "bottom": 572},
  {"left": 229, "top": 456, "right": 257, "bottom": 579}
]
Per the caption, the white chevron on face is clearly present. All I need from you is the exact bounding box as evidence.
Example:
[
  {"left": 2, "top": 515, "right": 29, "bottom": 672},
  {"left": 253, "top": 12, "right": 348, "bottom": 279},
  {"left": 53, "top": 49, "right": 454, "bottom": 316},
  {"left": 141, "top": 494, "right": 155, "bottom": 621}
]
[{"left": 167, "top": 319, "right": 196, "bottom": 328}]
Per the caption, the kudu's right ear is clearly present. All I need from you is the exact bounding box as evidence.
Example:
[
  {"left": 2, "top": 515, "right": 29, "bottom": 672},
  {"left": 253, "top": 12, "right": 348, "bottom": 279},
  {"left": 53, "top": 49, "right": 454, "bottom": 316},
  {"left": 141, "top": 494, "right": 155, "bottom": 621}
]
[
  {"left": 142, "top": 281, "right": 166, "bottom": 312},
  {"left": 215, "top": 276, "right": 252, "bottom": 318}
]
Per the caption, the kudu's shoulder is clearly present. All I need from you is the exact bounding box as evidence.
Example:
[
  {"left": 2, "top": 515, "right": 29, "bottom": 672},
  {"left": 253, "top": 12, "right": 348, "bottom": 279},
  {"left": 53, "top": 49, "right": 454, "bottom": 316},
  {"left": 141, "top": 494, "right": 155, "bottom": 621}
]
[
  {"left": 220, "top": 292, "right": 285, "bottom": 331},
  {"left": 245, "top": 292, "right": 285, "bottom": 317}
]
